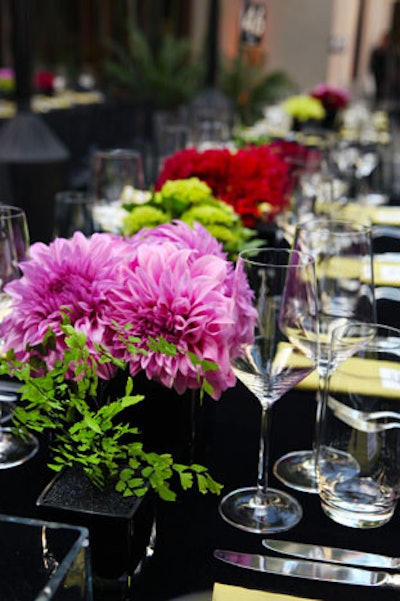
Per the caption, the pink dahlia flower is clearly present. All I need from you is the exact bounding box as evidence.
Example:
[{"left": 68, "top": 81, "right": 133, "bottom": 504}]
[
  {"left": 2, "top": 231, "right": 133, "bottom": 377},
  {"left": 106, "top": 221, "right": 255, "bottom": 398},
  {"left": 126, "top": 220, "right": 226, "bottom": 257}
]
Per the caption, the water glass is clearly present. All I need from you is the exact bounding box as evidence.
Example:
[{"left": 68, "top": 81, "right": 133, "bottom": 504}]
[
  {"left": 90, "top": 148, "right": 145, "bottom": 233},
  {"left": 317, "top": 321, "right": 400, "bottom": 528},
  {"left": 53, "top": 191, "right": 95, "bottom": 239}
]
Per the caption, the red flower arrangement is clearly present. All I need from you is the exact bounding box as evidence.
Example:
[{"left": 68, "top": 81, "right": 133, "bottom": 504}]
[
  {"left": 310, "top": 83, "right": 350, "bottom": 111},
  {"left": 155, "top": 145, "right": 292, "bottom": 228},
  {"left": 34, "top": 70, "right": 55, "bottom": 95}
]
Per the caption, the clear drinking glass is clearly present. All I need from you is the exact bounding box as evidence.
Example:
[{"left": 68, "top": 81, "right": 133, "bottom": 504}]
[
  {"left": 0, "top": 206, "right": 39, "bottom": 467},
  {"left": 317, "top": 321, "right": 400, "bottom": 528},
  {"left": 273, "top": 218, "right": 376, "bottom": 493},
  {"left": 90, "top": 148, "right": 146, "bottom": 233},
  {"left": 218, "top": 247, "right": 318, "bottom": 534},
  {"left": 53, "top": 191, "right": 95, "bottom": 239},
  {"left": 0, "top": 205, "right": 30, "bottom": 424}
]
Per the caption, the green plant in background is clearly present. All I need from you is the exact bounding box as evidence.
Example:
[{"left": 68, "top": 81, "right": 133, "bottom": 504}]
[
  {"left": 122, "top": 177, "right": 260, "bottom": 260},
  {"left": 104, "top": 22, "right": 205, "bottom": 109},
  {"left": 0, "top": 320, "right": 222, "bottom": 502},
  {"left": 220, "top": 49, "right": 294, "bottom": 126}
]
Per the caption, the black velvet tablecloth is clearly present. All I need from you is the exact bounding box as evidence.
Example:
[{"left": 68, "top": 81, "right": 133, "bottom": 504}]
[
  {"left": 2, "top": 376, "right": 400, "bottom": 601},
  {"left": 2, "top": 214, "right": 400, "bottom": 600}
]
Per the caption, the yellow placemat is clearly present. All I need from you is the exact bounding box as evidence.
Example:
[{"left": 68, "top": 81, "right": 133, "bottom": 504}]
[{"left": 212, "top": 583, "right": 322, "bottom": 601}]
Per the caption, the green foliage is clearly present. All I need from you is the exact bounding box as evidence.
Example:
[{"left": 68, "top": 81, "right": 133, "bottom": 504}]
[
  {"left": 220, "top": 50, "right": 294, "bottom": 126},
  {"left": 122, "top": 177, "right": 261, "bottom": 260},
  {"left": 104, "top": 22, "right": 205, "bottom": 109},
  {"left": 0, "top": 319, "right": 223, "bottom": 501}
]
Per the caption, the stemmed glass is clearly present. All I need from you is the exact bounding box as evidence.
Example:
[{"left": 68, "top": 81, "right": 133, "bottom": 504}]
[
  {"left": 0, "top": 206, "right": 39, "bottom": 467},
  {"left": 218, "top": 247, "right": 319, "bottom": 534},
  {"left": 0, "top": 206, "right": 30, "bottom": 424},
  {"left": 273, "top": 218, "right": 376, "bottom": 493}
]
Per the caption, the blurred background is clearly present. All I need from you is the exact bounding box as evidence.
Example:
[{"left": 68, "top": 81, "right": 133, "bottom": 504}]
[{"left": 0, "top": 0, "right": 398, "bottom": 243}]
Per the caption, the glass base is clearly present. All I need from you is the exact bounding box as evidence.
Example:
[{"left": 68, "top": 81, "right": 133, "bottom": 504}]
[
  {"left": 273, "top": 450, "right": 318, "bottom": 494},
  {"left": 0, "top": 402, "right": 15, "bottom": 425},
  {"left": 0, "top": 427, "right": 39, "bottom": 469},
  {"left": 218, "top": 486, "right": 303, "bottom": 534},
  {"left": 320, "top": 498, "right": 394, "bottom": 529}
]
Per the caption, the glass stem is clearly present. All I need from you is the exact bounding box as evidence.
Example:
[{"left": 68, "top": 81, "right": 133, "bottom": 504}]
[
  {"left": 256, "top": 405, "right": 272, "bottom": 503},
  {"left": 313, "top": 369, "right": 328, "bottom": 453}
]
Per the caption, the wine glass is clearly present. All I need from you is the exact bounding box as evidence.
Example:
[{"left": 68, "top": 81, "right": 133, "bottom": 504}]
[
  {"left": 273, "top": 217, "right": 376, "bottom": 493},
  {"left": 218, "top": 247, "right": 319, "bottom": 534},
  {"left": 0, "top": 206, "right": 30, "bottom": 424},
  {"left": 0, "top": 206, "right": 39, "bottom": 467}
]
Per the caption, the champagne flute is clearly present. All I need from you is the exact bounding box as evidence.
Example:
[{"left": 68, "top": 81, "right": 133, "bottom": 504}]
[
  {"left": 218, "top": 247, "right": 319, "bottom": 534},
  {"left": 273, "top": 218, "right": 376, "bottom": 493},
  {"left": 0, "top": 206, "right": 39, "bottom": 467}
]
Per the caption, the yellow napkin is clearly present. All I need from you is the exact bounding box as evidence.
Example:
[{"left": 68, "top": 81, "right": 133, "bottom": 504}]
[
  {"left": 212, "top": 583, "right": 322, "bottom": 601},
  {"left": 296, "top": 356, "right": 400, "bottom": 397},
  {"left": 339, "top": 203, "right": 400, "bottom": 226},
  {"left": 373, "top": 256, "right": 400, "bottom": 286},
  {"left": 311, "top": 255, "right": 400, "bottom": 287}
]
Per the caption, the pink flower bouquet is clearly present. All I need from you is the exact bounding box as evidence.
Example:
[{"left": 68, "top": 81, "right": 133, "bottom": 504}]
[{"left": 2, "top": 222, "right": 255, "bottom": 400}]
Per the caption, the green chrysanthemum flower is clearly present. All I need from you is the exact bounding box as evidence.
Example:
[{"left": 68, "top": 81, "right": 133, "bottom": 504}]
[
  {"left": 154, "top": 177, "right": 214, "bottom": 217},
  {"left": 282, "top": 95, "right": 326, "bottom": 121},
  {"left": 204, "top": 224, "right": 239, "bottom": 246},
  {"left": 122, "top": 206, "right": 168, "bottom": 235},
  {"left": 181, "top": 204, "right": 238, "bottom": 227}
]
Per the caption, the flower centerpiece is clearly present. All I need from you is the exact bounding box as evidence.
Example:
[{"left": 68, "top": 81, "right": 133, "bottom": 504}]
[
  {"left": 281, "top": 94, "right": 326, "bottom": 129},
  {"left": 34, "top": 70, "right": 56, "bottom": 96},
  {"left": 0, "top": 68, "right": 15, "bottom": 98},
  {"left": 310, "top": 83, "right": 350, "bottom": 129},
  {"left": 154, "top": 145, "right": 291, "bottom": 229},
  {"left": 122, "top": 176, "right": 259, "bottom": 260},
  {"left": 310, "top": 83, "right": 350, "bottom": 111},
  {"left": 0, "top": 222, "right": 255, "bottom": 502}
]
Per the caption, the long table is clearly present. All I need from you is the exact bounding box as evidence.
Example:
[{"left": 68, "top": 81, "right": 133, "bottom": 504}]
[{"left": 2, "top": 378, "right": 400, "bottom": 601}]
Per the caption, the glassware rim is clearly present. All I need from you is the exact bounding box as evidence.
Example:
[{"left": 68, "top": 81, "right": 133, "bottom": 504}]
[
  {"left": 55, "top": 190, "right": 95, "bottom": 205},
  {"left": 237, "top": 246, "right": 315, "bottom": 268},
  {"left": 92, "top": 148, "right": 143, "bottom": 161},
  {"left": 0, "top": 204, "right": 27, "bottom": 220},
  {"left": 295, "top": 217, "right": 372, "bottom": 235},
  {"left": 331, "top": 319, "right": 400, "bottom": 341}
]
